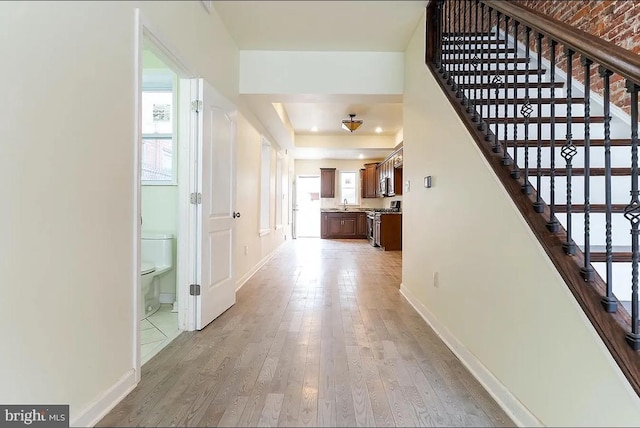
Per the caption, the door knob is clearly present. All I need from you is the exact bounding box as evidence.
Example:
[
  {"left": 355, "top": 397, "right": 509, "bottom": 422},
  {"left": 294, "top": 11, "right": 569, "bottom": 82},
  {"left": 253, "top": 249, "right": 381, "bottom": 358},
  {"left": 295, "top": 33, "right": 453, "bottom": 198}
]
[{"left": 233, "top": 212, "right": 241, "bottom": 218}]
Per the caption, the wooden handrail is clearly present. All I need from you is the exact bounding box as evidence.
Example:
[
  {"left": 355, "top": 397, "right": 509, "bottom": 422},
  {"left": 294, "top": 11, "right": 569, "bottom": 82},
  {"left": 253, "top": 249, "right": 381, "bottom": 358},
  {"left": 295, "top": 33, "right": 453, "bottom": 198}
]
[{"left": 484, "top": 0, "right": 640, "bottom": 84}]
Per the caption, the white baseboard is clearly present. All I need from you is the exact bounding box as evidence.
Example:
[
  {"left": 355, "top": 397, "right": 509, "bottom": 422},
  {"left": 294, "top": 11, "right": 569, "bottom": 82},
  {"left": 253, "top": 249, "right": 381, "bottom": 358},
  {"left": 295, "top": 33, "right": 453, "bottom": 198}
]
[
  {"left": 235, "top": 245, "right": 282, "bottom": 292},
  {"left": 159, "top": 293, "right": 176, "bottom": 304},
  {"left": 399, "top": 285, "right": 542, "bottom": 428},
  {"left": 70, "top": 369, "right": 137, "bottom": 427}
]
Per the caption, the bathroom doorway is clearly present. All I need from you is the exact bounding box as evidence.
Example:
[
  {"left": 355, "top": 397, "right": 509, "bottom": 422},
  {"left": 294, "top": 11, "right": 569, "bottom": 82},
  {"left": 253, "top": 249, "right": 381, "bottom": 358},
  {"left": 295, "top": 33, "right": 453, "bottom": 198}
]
[{"left": 138, "top": 44, "right": 183, "bottom": 365}]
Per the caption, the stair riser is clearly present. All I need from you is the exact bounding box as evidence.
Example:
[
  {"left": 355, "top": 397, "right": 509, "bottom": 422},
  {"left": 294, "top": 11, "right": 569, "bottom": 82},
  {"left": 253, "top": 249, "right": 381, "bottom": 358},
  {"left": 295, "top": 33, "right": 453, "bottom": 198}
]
[
  {"left": 592, "top": 263, "right": 635, "bottom": 301},
  {"left": 475, "top": 104, "right": 587, "bottom": 117},
  {"left": 469, "top": 88, "right": 566, "bottom": 99},
  {"left": 536, "top": 176, "right": 632, "bottom": 205},
  {"left": 451, "top": 74, "right": 548, "bottom": 84},
  {"left": 511, "top": 146, "right": 635, "bottom": 169},
  {"left": 555, "top": 213, "right": 632, "bottom": 247},
  {"left": 488, "top": 124, "right": 626, "bottom": 140}
]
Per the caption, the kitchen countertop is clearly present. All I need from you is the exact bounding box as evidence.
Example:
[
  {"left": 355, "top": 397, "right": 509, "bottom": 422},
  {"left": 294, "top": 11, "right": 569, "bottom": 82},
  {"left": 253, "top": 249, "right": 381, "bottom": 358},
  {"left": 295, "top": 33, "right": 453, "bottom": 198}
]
[{"left": 320, "top": 208, "right": 371, "bottom": 212}]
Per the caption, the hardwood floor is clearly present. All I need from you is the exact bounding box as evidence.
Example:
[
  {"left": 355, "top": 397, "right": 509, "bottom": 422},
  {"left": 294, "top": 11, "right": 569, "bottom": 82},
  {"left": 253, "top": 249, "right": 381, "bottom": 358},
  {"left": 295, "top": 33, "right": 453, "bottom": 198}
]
[{"left": 98, "top": 239, "right": 514, "bottom": 427}]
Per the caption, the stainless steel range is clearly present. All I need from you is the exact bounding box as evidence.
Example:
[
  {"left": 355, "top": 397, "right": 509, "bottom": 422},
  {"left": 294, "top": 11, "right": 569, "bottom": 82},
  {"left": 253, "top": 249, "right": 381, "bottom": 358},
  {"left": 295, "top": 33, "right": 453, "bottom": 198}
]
[{"left": 366, "top": 201, "right": 401, "bottom": 246}]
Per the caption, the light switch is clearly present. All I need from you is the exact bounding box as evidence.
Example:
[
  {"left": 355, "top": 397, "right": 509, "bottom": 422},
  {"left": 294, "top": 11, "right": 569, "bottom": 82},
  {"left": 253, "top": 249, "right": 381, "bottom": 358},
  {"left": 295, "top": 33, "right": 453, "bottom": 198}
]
[{"left": 424, "top": 176, "right": 432, "bottom": 188}]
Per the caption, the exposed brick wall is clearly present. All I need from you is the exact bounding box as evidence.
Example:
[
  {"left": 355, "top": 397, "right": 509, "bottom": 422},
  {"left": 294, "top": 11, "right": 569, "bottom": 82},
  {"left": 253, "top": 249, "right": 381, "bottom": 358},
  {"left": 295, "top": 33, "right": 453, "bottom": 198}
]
[
  {"left": 438, "top": 1, "right": 640, "bottom": 114},
  {"left": 512, "top": 0, "right": 640, "bottom": 113}
]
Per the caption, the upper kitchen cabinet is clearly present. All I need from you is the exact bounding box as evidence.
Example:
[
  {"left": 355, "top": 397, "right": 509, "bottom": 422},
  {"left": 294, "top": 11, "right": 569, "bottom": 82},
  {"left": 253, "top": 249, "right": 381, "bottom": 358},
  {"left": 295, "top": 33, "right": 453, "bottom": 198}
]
[
  {"left": 362, "top": 163, "right": 379, "bottom": 198},
  {"left": 377, "top": 145, "right": 403, "bottom": 197},
  {"left": 320, "top": 168, "right": 336, "bottom": 198}
]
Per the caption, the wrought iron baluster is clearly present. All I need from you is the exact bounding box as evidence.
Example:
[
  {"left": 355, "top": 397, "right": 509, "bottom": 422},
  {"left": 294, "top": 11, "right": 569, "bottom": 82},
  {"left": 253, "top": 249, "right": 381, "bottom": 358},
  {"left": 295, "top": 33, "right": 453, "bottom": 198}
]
[
  {"left": 443, "top": 0, "right": 450, "bottom": 81},
  {"left": 561, "top": 49, "right": 576, "bottom": 254},
  {"left": 521, "top": 27, "right": 532, "bottom": 195},
  {"left": 502, "top": 15, "right": 512, "bottom": 165},
  {"left": 510, "top": 20, "right": 520, "bottom": 178},
  {"left": 483, "top": 6, "right": 493, "bottom": 140},
  {"left": 491, "top": 12, "right": 503, "bottom": 153},
  {"left": 546, "top": 40, "right": 559, "bottom": 232},
  {"left": 599, "top": 66, "right": 616, "bottom": 312},
  {"left": 624, "top": 80, "right": 640, "bottom": 350},
  {"left": 460, "top": 0, "right": 468, "bottom": 104},
  {"left": 470, "top": 0, "right": 479, "bottom": 121},
  {"left": 454, "top": 0, "right": 461, "bottom": 96},
  {"left": 476, "top": 1, "right": 484, "bottom": 126},
  {"left": 447, "top": 0, "right": 455, "bottom": 87},
  {"left": 436, "top": 1, "right": 443, "bottom": 71},
  {"left": 533, "top": 33, "right": 545, "bottom": 213},
  {"left": 581, "top": 57, "right": 594, "bottom": 280}
]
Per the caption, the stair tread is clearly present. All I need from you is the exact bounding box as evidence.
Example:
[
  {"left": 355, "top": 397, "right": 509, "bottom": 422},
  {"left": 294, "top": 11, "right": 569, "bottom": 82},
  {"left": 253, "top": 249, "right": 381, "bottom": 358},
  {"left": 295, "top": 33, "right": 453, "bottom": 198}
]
[
  {"left": 538, "top": 167, "right": 631, "bottom": 176},
  {"left": 505, "top": 138, "right": 630, "bottom": 147},
  {"left": 475, "top": 97, "right": 584, "bottom": 105},
  {"left": 467, "top": 82, "right": 565, "bottom": 89},
  {"left": 485, "top": 116, "right": 605, "bottom": 124},
  {"left": 442, "top": 58, "right": 530, "bottom": 64},
  {"left": 455, "top": 69, "right": 546, "bottom": 76},
  {"left": 556, "top": 204, "right": 627, "bottom": 213}
]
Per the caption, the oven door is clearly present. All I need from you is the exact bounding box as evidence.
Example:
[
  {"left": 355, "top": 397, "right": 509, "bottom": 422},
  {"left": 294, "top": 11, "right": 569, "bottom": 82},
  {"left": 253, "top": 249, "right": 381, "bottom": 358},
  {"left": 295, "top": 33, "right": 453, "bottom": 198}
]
[{"left": 366, "top": 213, "right": 375, "bottom": 245}]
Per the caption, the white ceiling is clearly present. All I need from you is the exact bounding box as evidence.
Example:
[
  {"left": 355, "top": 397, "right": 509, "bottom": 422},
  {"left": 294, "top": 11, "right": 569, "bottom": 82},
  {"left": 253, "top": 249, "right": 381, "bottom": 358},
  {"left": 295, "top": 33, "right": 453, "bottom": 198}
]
[{"left": 213, "top": 1, "right": 426, "bottom": 159}]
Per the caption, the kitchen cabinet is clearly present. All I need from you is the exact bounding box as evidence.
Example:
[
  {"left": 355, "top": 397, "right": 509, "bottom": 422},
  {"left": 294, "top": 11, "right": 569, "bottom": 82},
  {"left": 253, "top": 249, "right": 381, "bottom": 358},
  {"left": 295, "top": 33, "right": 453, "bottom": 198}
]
[
  {"left": 320, "top": 168, "right": 336, "bottom": 198},
  {"left": 362, "top": 163, "right": 378, "bottom": 198},
  {"left": 321, "top": 212, "right": 368, "bottom": 239},
  {"left": 374, "top": 213, "right": 402, "bottom": 251},
  {"left": 357, "top": 212, "right": 367, "bottom": 236},
  {"left": 376, "top": 146, "right": 403, "bottom": 197}
]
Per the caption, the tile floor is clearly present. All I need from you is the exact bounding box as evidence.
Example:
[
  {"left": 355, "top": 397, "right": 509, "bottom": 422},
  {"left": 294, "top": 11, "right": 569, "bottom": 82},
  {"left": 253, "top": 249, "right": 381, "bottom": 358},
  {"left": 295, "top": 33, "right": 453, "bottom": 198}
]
[{"left": 141, "top": 304, "right": 180, "bottom": 365}]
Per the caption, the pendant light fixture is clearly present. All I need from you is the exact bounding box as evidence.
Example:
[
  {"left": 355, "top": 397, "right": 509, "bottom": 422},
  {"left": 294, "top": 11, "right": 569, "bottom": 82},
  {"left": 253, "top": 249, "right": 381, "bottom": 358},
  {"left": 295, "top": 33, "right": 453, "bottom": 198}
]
[{"left": 341, "top": 113, "right": 363, "bottom": 133}]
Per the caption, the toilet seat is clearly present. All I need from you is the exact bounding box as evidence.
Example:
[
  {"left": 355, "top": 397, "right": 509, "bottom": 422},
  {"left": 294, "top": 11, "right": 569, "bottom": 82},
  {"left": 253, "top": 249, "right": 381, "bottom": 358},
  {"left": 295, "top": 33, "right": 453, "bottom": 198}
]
[{"left": 141, "top": 261, "right": 156, "bottom": 275}]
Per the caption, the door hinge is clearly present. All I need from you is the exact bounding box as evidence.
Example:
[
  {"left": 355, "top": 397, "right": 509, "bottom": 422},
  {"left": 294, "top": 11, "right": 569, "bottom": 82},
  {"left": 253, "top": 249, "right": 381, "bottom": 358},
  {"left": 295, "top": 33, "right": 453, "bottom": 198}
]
[
  {"left": 190, "top": 192, "right": 202, "bottom": 204},
  {"left": 190, "top": 284, "right": 201, "bottom": 296},
  {"left": 191, "top": 99, "right": 203, "bottom": 112}
]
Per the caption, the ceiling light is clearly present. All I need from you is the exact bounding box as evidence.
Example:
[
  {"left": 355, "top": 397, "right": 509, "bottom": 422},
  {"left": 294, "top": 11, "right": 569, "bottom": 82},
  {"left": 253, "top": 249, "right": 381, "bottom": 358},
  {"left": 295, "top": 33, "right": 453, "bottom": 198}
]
[
  {"left": 341, "top": 113, "right": 363, "bottom": 133},
  {"left": 358, "top": 154, "right": 364, "bottom": 159},
  {"left": 375, "top": 127, "right": 382, "bottom": 133},
  {"left": 311, "top": 126, "right": 318, "bottom": 132}
]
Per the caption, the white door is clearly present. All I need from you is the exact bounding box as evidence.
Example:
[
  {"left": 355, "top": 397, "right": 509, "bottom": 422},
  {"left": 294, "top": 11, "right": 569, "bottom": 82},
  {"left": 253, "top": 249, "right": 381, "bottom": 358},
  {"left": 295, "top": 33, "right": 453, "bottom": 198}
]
[{"left": 195, "top": 78, "right": 236, "bottom": 330}]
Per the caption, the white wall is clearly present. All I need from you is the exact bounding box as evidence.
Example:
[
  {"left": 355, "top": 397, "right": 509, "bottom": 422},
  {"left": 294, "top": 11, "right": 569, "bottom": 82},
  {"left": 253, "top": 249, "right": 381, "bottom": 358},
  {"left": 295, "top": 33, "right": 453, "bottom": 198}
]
[
  {"left": 401, "top": 13, "right": 640, "bottom": 426},
  {"left": 0, "top": 1, "right": 275, "bottom": 425},
  {"left": 234, "top": 114, "right": 289, "bottom": 288},
  {"left": 240, "top": 50, "right": 404, "bottom": 95},
  {"left": 141, "top": 186, "right": 177, "bottom": 298}
]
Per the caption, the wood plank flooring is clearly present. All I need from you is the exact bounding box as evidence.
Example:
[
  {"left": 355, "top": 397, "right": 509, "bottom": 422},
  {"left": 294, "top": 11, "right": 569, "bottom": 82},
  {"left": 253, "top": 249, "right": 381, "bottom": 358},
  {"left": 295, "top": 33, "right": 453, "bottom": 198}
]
[{"left": 98, "top": 239, "right": 514, "bottom": 427}]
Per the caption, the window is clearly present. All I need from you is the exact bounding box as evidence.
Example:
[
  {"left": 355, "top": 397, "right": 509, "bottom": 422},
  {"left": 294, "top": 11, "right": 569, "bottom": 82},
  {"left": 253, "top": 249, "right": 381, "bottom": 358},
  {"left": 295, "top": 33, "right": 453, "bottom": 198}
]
[
  {"left": 275, "top": 153, "right": 283, "bottom": 228},
  {"left": 141, "top": 90, "right": 176, "bottom": 184},
  {"left": 260, "top": 139, "right": 272, "bottom": 233},
  {"left": 340, "top": 171, "right": 358, "bottom": 205}
]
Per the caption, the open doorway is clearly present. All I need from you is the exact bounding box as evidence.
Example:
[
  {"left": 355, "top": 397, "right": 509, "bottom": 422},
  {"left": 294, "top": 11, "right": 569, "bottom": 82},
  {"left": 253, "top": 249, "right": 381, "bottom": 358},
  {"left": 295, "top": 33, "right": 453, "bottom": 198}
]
[
  {"left": 138, "top": 44, "right": 183, "bottom": 364},
  {"left": 294, "top": 175, "right": 321, "bottom": 238}
]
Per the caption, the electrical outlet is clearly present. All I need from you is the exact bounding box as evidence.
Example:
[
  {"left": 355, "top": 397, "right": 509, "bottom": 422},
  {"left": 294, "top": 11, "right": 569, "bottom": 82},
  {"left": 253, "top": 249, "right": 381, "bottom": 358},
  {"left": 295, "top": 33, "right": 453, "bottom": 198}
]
[
  {"left": 244, "top": 245, "right": 249, "bottom": 256},
  {"left": 433, "top": 271, "right": 440, "bottom": 288}
]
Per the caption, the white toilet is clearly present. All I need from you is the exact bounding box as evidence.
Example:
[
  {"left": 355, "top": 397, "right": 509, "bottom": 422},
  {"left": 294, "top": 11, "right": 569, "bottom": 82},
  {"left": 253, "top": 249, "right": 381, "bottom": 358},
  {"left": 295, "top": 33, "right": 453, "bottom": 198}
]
[{"left": 140, "top": 233, "right": 174, "bottom": 320}]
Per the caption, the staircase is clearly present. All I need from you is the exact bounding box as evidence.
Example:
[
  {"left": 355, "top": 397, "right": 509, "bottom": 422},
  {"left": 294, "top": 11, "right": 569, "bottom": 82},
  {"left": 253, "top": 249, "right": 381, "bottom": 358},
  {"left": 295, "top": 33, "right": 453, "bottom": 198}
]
[{"left": 426, "top": 0, "right": 640, "bottom": 395}]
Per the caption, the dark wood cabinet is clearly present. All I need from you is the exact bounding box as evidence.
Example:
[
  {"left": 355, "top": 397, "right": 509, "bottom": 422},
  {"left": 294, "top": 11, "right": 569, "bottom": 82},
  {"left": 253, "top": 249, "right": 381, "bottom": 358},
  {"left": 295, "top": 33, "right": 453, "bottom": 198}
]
[
  {"left": 357, "top": 212, "right": 367, "bottom": 236},
  {"left": 320, "top": 168, "right": 336, "bottom": 198},
  {"left": 374, "top": 213, "right": 402, "bottom": 250},
  {"left": 362, "top": 163, "right": 378, "bottom": 198},
  {"left": 376, "top": 146, "right": 403, "bottom": 197},
  {"left": 321, "top": 212, "right": 368, "bottom": 239}
]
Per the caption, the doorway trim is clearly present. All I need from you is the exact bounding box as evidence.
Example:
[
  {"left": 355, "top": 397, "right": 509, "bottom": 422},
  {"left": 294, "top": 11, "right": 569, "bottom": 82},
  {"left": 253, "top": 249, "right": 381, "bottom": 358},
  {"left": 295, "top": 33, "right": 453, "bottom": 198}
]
[{"left": 134, "top": 8, "right": 198, "bottom": 380}]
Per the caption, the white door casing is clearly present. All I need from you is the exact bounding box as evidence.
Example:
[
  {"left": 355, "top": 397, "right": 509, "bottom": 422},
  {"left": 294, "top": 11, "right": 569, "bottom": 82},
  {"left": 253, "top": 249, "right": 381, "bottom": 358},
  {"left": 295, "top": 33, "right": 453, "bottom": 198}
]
[{"left": 195, "top": 78, "right": 236, "bottom": 330}]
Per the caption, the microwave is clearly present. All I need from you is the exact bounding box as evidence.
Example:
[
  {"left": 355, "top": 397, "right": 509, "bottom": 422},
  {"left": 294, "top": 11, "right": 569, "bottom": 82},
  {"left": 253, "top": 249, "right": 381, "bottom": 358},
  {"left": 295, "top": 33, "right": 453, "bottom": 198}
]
[{"left": 379, "top": 177, "right": 388, "bottom": 196}]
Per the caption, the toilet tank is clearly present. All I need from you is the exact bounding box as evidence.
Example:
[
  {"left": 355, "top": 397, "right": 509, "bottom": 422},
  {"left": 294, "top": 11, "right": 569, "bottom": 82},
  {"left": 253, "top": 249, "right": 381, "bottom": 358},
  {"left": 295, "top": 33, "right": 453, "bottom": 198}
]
[{"left": 141, "top": 233, "right": 174, "bottom": 269}]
